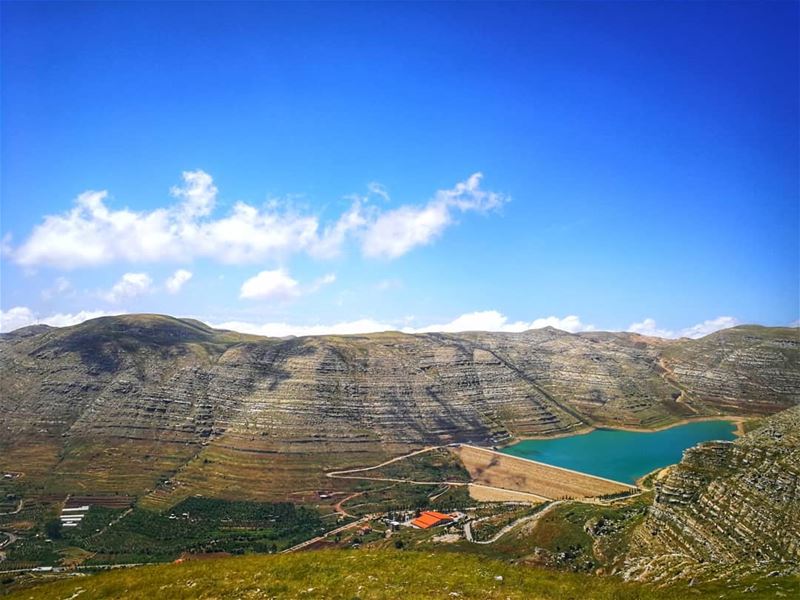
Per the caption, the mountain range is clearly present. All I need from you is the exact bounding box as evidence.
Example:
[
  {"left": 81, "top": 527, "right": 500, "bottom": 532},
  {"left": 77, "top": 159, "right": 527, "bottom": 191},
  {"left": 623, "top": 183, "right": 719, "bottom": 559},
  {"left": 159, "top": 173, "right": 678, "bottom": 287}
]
[{"left": 1, "top": 315, "right": 797, "bottom": 506}]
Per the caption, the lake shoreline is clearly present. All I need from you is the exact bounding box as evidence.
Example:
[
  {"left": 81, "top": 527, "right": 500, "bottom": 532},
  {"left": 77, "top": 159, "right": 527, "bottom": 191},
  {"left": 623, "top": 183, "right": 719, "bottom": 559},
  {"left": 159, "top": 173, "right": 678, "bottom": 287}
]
[
  {"left": 598, "top": 415, "right": 747, "bottom": 437},
  {"left": 499, "top": 415, "right": 747, "bottom": 447},
  {"left": 498, "top": 418, "right": 740, "bottom": 484}
]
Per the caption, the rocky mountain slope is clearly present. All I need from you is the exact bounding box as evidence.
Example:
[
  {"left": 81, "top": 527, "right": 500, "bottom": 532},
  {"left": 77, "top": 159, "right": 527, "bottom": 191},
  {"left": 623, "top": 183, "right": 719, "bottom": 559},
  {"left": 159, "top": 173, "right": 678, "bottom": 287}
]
[
  {"left": 1, "top": 315, "right": 797, "bottom": 502},
  {"left": 624, "top": 405, "right": 800, "bottom": 583}
]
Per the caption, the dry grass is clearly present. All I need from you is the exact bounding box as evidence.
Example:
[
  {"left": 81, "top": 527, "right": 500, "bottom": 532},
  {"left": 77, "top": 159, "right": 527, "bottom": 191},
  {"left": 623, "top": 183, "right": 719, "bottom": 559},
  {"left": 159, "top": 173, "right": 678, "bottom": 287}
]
[
  {"left": 467, "top": 484, "right": 547, "bottom": 503},
  {"left": 455, "top": 446, "right": 633, "bottom": 499}
]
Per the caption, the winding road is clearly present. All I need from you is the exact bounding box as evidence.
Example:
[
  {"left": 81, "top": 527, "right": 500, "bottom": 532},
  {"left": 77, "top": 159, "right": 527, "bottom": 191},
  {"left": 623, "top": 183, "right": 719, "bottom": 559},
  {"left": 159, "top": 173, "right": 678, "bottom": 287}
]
[
  {"left": 280, "top": 514, "right": 378, "bottom": 554},
  {"left": 0, "top": 499, "right": 23, "bottom": 516},
  {"left": 0, "top": 531, "right": 20, "bottom": 563},
  {"left": 465, "top": 501, "right": 565, "bottom": 544}
]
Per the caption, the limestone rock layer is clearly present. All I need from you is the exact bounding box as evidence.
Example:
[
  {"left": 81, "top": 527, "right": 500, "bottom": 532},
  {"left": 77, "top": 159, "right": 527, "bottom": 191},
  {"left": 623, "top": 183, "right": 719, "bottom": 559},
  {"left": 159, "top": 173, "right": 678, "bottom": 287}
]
[{"left": 2, "top": 316, "right": 797, "bottom": 451}]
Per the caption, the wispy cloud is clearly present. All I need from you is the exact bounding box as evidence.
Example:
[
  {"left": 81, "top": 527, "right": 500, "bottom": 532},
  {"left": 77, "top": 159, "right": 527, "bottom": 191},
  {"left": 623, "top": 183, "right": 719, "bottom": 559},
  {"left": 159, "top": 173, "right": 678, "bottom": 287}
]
[
  {"left": 375, "top": 278, "right": 403, "bottom": 292},
  {"left": 361, "top": 173, "right": 507, "bottom": 259},
  {"left": 165, "top": 269, "right": 193, "bottom": 294},
  {"left": 308, "top": 273, "right": 336, "bottom": 292},
  {"left": 41, "top": 276, "right": 74, "bottom": 300},
  {"left": 367, "top": 182, "right": 390, "bottom": 202},
  {"left": 10, "top": 170, "right": 506, "bottom": 269}
]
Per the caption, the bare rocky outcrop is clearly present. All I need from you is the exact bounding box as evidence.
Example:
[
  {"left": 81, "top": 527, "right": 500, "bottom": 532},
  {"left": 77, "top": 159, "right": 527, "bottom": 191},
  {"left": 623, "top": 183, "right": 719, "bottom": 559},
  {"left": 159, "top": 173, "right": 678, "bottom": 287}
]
[
  {"left": 663, "top": 326, "right": 800, "bottom": 415},
  {"left": 2, "top": 316, "right": 798, "bottom": 449},
  {"left": 623, "top": 405, "right": 800, "bottom": 583}
]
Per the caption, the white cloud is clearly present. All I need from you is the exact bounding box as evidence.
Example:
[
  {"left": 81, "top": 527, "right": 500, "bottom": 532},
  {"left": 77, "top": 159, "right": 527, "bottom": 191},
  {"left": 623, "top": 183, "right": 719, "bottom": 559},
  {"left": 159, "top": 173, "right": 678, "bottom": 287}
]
[
  {"left": 103, "top": 272, "right": 153, "bottom": 303},
  {"left": 410, "top": 312, "right": 594, "bottom": 334},
  {"left": 0, "top": 307, "right": 36, "bottom": 332},
  {"left": 362, "top": 202, "right": 451, "bottom": 259},
  {"left": 212, "top": 318, "right": 395, "bottom": 338},
  {"left": 362, "top": 172, "right": 507, "bottom": 259},
  {"left": 679, "top": 316, "right": 739, "bottom": 339},
  {"left": 11, "top": 171, "right": 505, "bottom": 269},
  {"left": 626, "top": 316, "right": 739, "bottom": 339},
  {"left": 627, "top": 318, "right": 675, "bottom": 338},
  {"left": 165, "top": 269, "right": 193, "bottom": 294},
  {"left": 528, "top": 315, "right": 595, "bottom": 333},
  {"left": 170, "top": 170, "right": 217, "bottom": 219},
  {"left": 239, "top": 269, "right": 300, "bottom": 300},
  {"left": 239, "top": 268, "right": 336, "bottom": 300},
  {"left": 212, "top": 310, "right": 594, "bottom": 337},
  {"left": 0, "top": 306, "right": 744, "bottom": 340},
  {"left": 309, "top": 199, "right": 367, "bottom": 259},
  {"left": 0, "top": 307, "right": 120, "bottom": 333},
  {"left": 239, "top": 269, "right": 336, "bottom": 300},
  {"left": 410, "top": 310, "right": 524, "bottom": 333}
]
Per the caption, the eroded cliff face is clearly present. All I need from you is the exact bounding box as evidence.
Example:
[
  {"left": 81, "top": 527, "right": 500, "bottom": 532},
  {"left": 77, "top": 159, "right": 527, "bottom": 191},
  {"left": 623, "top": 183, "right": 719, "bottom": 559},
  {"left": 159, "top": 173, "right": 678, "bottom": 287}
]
[
  {"left": 624, "top": 405, "right": 800, "bottom": 583},
  {"left": 1, "top": 315, "right": 797, "bottom": 500}
]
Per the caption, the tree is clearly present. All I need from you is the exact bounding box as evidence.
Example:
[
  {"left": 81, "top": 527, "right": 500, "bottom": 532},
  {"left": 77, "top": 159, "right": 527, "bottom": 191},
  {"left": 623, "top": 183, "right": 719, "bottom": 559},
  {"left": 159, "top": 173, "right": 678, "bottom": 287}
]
[{"left": 45, "top": 519, "right": 63, "bottom": 540}]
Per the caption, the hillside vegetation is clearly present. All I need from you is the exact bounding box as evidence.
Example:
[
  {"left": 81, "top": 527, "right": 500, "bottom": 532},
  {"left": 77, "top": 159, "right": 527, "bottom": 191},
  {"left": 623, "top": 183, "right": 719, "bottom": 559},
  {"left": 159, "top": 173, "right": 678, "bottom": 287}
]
[{"left": 6, "top": 550, "right": 797, "bottom": 600}]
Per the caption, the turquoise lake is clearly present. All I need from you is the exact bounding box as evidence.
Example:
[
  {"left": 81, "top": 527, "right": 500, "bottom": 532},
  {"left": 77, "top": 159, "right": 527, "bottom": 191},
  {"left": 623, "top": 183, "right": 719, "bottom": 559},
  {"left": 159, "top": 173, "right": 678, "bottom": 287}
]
[{"left": 500, "top": 420, "right": 737, "bottom": 483}]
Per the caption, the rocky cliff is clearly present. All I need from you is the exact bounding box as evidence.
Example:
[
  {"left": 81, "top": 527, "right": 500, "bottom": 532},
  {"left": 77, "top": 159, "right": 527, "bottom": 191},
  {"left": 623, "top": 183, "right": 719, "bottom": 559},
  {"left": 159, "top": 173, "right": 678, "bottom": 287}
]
[
  {"left": 1, "top": 315, "right": 797, "bottom": 502},
  {"left": 624, "top": 405, "right": 800, "bottom": 583}
]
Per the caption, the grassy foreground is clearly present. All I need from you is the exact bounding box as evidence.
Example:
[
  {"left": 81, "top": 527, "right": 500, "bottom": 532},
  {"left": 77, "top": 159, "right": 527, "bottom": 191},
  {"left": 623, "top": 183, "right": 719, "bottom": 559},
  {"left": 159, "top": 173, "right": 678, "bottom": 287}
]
[{"left": 6, "top": 550, "right": 796, "bottom": 600}]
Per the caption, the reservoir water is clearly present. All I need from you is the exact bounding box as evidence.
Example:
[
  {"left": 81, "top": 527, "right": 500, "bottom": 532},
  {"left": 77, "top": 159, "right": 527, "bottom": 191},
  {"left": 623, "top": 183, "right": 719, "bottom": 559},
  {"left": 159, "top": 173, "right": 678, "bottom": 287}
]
[{"left": 500, "top": 419, "right": 737, "bottom": 484}]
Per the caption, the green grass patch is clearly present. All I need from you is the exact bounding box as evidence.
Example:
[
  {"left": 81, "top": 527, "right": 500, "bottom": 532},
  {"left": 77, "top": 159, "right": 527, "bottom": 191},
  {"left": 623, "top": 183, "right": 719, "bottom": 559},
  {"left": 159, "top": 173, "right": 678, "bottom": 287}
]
[
  {"left": 340, "top": 482, "right": 472, "bottom": 516},
  {"left": 79, "top": 497, "right": 326, "bottom": 563},
  {"left": 3, "top": 498, "right": 329, "bottom": 568},
  {"left": 366, "top": 448, "right": 471, "bottom": 483},
  {"left": 6, "top": 550, "right": 797, "bottom": 599}
]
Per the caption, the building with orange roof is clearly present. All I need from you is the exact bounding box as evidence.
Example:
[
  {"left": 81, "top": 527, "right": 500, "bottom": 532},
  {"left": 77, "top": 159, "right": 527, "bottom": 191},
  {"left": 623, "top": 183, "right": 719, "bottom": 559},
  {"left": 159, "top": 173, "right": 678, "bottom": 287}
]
[{"left": 410, "top": 510, "right": 455, "bottom": 529}]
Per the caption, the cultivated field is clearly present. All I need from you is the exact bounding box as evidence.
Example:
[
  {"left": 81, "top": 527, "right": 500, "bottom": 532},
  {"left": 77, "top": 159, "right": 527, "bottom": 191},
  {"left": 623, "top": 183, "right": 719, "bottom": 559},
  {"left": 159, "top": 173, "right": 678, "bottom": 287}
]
[
  {"left": 64, "top": 495, "right": 134, "bottom": 509},
  {"left": 454, "top": 445, "right": 634, "bottom": 499}
]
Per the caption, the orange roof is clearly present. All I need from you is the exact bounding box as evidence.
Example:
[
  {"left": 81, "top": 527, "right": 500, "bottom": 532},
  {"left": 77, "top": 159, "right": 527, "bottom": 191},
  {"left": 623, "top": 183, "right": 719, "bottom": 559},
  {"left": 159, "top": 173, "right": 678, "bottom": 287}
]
[
  {"left": 423, "top": 511, "right": 453, "bottom": 520},
  {"left": 410, "top": 511, "right": 454, "bottom": 529}
]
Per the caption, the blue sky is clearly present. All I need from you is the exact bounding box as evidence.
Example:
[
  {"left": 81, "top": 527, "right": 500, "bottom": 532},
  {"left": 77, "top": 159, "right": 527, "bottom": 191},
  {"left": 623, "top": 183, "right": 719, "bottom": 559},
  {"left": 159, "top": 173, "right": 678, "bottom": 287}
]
[{"left": 1, "top": 1, "right": 797, "bottom": 336}]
